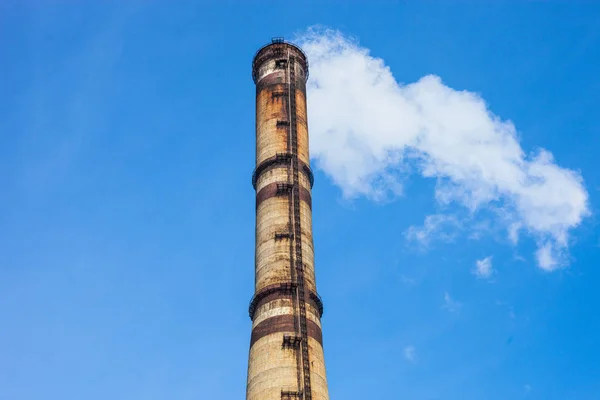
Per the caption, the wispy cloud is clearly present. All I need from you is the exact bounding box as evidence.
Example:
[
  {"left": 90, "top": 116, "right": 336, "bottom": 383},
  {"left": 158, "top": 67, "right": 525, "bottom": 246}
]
[
  {"left": 508, "top": 222, "right": 521, "bottom": 244},
  {"left": 536, "top": 242, "right": 562, "bottom": 271},
  {"left": 404, "top": 214, "right": 459, "bottom": 247},
  {"left": 400, "top": 274, "right": 417, "bottom": 286},
  {"left": 298, "top": 27, "right": 589, "bottom": 270},
  {"left": 403, "top": 345, "right": 416, "bottom": 362},
  {"left": 473, "top": 256, "right": 494, "bottom": 279},
  {"left": 442, "top": 292, "right": 462, "bottom": 313}
]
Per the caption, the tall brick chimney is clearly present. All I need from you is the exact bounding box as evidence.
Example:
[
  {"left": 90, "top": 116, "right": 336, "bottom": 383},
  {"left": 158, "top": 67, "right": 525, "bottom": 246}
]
[{"left": 246, "top": 38, "right": 329, "bottom": 400}]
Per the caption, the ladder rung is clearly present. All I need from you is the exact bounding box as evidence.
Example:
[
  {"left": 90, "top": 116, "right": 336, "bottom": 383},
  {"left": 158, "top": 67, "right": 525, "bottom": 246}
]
[
  {"left": 274, "top": 232, "right": 294, "bottom": 240},
  {"left": 282, "top": 335, "right": 302, "bottom": 348},
  {"left": 276, "top": 183, "right": 293, "bottom": 194},
  {"left": 281, "top": 390, "right": 302, "bottom": 398}
]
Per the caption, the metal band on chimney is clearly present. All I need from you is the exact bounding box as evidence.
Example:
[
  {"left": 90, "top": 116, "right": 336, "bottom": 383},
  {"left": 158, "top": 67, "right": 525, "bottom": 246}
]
[
  {"left": 252, "top": 153, "right": 314, "bottom": 189},
  {"left": 248, "top": 283, "right": 324, "bottom": 320}
]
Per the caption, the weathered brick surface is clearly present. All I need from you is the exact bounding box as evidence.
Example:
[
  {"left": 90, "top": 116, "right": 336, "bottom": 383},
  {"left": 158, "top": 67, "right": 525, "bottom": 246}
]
[{"left": 247, "top": 41, "right": 329, "bottom": 400}]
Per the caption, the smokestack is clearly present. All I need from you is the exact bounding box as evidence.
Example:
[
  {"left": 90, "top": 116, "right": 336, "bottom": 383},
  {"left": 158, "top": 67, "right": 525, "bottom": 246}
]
[{"left": 246, "top": 38, "right": 330, "bottom": 400}]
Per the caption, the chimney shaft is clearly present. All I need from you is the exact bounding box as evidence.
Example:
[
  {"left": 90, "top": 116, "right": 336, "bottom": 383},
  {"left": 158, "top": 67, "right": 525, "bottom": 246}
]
[{"left": 246, "top": 39, "right": 330, "bottom": 400}]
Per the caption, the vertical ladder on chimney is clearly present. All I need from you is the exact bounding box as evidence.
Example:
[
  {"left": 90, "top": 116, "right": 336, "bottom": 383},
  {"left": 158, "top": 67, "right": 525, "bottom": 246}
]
[{"left": 287, "top": 54, "right": 313, "bottom": 400}]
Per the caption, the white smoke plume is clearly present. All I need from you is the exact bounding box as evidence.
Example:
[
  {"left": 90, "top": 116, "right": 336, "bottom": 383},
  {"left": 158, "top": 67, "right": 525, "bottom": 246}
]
[{"left": 297, "top": 28, "right": 589, "bottom": 270}]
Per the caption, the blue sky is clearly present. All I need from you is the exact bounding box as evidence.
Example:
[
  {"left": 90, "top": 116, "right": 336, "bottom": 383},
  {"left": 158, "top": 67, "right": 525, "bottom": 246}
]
[{"left": 1, "top": 2, "right": 599, "bottom": 399}]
